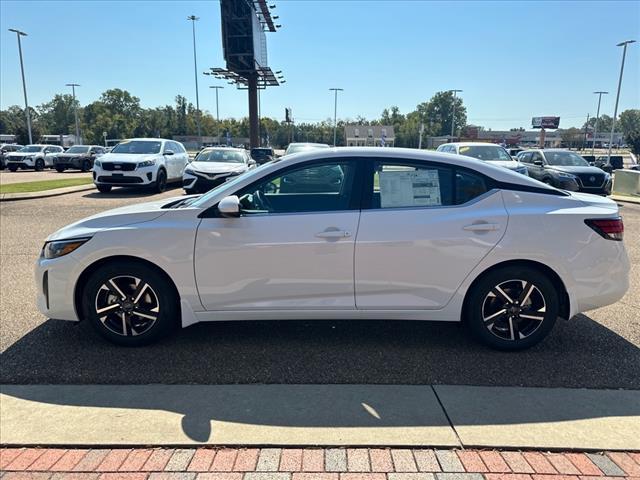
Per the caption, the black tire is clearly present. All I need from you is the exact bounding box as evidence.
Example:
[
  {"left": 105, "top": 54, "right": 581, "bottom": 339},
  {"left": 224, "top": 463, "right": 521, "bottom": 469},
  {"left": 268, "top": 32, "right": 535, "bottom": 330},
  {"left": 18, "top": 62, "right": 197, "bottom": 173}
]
[
  {"left": 154, "top": 169, "right": 167, "bottom": 193},
  {"left": 542, "top": 177, "right": 554, "bottom": 186},
  {"left": 81, "top": 159, "right": 91, "bottom": 172},
  {"left": 184, "top": 188, "right": 197, "bottom": 196},
  {"left": 96, "top": 184, "right": 112, "bottom": 193},
  {"left": 55, "top": 166, "right": 66, "bottom": 173},
  {"left": 465, "top": 265, "right": 559, "bottom": 350},
  {"left": 8, "top": 165, "right": 18, "bottom": 172},
  {"left": 82, "top": 261, "right": 179, "bottom": 346},
  {"left": 35, "top": 159, "right": 45, "bottom": 171}
]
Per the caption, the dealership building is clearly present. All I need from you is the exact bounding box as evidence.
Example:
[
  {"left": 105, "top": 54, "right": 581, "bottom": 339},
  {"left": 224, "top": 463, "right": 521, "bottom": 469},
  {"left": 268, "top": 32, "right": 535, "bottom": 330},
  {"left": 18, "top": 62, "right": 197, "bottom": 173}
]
[
  {"left": 462, "top": 128, "right": 624, "bottom": 148},
  {"left": 344, "top": 125, "right": 395, "bottom": 147}
]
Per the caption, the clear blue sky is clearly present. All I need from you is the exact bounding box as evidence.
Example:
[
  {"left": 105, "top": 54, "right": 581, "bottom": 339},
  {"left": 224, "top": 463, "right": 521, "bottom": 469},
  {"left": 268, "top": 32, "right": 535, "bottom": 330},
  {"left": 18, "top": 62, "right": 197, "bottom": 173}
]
[{"left": 1, "top": 0, "right": 638, "bottom": 130}]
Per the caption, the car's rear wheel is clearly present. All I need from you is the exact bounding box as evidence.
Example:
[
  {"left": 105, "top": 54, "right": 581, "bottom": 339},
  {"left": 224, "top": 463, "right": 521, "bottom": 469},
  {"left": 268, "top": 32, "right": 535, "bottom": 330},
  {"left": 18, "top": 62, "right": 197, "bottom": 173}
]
[
  {"left": 96, "top": 184, "right": 112, "bottom": 193},
  {"left": 465, "top": 266, "right": 559, "bottom": 350},
  {"left": 82, "top": 261, "right": 179, "bottom": 346},
  {"left": 81, "top": 159, "right": 91, "bottom": 172},
  {"left": 154, "top": 169, "right": 167, "bottom": 193},
  {"left": 35, "top": 159, "right": 45, "bottom": 171}
]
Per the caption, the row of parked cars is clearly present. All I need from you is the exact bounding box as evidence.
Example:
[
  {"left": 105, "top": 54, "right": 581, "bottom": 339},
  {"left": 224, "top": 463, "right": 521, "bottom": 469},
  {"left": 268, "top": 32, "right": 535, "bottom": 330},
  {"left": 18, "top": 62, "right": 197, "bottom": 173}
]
[
  {"left": 0, "top": 143, "right": 108, "bottom": 172},
  {"left": 436, "top": 142, "right": 616, "bottom": 195}
]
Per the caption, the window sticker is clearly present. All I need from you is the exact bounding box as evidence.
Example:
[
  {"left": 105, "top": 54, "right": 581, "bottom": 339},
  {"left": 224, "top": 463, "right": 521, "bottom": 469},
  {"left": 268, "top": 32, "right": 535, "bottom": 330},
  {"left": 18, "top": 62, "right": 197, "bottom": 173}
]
[
  {"left": 459, "top": 146, "right": 470, "bottom": 153},
  {"left": 379, "top": 169, "right": 441, "bottom": 208}
]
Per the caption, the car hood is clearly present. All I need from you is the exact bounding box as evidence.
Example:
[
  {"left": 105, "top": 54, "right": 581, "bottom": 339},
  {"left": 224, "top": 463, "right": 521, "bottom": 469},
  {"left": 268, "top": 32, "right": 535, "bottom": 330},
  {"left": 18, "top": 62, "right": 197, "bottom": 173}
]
[
  {"left": 46, "top": 195, "right": 185, "bottom": 242},
  {"left": 549, "top": 165, "right": 606, "bottom": 175},
  {"left": 98, "top": 153, "right": 157, "bottom": 164},
  {"left": 486, "top": 160, "right": 524, "bottom": 170},
  {"left": 187, "top": 161, "right": 247, "bottom": 174},
  {"left": 6, "top": 152, "right": 41, "bottom": 157}
]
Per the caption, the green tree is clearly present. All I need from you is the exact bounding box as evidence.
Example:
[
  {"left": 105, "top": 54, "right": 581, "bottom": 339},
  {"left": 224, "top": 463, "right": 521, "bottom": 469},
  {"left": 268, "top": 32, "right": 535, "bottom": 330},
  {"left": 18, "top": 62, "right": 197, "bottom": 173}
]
[
  {"left": 37, "top": 94, "right": 78, "bottom": 136},
  {"left": 422, "top": 91, "right": 467, "bottom": 137},
  {"left": 618, "top": 109, "right": 640, "bottom": 154},
  {"left": 584, "top": 114, "right": 613, "bottom": 134}
]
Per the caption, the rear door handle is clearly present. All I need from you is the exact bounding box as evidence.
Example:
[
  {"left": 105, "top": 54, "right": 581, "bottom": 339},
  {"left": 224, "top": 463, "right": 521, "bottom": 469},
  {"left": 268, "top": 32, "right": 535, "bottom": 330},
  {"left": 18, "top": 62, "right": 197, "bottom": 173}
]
[
  {"left": 463, "top": 223, "right": 500, "bottom": 232},
  {"left": 315, "top": 230, "right": 351, "bottom": 239}
]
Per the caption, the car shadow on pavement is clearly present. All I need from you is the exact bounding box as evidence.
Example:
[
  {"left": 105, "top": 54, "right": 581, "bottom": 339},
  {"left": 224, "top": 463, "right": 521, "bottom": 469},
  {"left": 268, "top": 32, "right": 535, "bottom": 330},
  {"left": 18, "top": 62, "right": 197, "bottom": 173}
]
[
  {"left": 2, "top": 314, "right": 639, "bottom": 442},
  {"left": 81, "top": 183, "right": 184, "bottom": 199}
]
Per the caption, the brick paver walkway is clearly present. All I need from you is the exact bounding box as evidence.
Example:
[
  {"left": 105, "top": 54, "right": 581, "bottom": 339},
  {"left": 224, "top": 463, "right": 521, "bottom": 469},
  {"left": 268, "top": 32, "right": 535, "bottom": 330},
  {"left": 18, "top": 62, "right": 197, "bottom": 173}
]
[{"left": 1, "top": 448, "right": 639, "bottom": 479}]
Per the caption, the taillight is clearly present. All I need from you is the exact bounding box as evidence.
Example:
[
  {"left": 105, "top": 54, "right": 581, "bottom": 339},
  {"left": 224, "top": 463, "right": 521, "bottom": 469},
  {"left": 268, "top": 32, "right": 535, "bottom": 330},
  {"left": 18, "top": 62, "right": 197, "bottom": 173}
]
[{"left": 585, "top": 218, "right": 624, "bottom": 241}]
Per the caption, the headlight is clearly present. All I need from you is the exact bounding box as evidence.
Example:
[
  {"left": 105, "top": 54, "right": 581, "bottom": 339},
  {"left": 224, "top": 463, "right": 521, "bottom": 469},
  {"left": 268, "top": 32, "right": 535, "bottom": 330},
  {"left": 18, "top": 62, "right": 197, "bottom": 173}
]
[
  {"left": 557, "top": 172, "right": 577, "bottom": 180},
  {"left": 94, "top": 159, "right": 101, "bottom": 167},
  {"left": 24, "top": 156, "right": 33, "bottom": 160},
  {"left": 184, "top": 167, "right": 195, "bottom": 175},
  {"left": 137, "top": 159, "right": 156, "bottom": 168},
  {"left": 42, "top": 238, "right": 90, "bottom": 259}
]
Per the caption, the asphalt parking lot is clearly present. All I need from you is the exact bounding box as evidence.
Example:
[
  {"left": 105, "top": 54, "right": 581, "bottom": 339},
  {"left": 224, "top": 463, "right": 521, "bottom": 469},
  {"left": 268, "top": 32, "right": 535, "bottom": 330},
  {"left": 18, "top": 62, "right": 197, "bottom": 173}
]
[{"left": 0, "top": 183, "right": 638, "bottom": 388}]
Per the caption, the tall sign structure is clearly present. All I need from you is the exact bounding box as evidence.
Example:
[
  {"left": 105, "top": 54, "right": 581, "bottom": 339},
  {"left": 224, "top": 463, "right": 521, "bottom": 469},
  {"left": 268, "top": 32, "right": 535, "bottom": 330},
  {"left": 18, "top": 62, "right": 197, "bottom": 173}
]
[{"left": 209, "top": 0, "right": 283, "bottom": 149}]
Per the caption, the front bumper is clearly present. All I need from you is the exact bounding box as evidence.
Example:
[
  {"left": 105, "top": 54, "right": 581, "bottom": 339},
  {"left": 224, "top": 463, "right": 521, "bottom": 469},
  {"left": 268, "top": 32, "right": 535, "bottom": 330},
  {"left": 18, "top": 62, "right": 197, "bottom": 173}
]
[
  {"left": 6, "top": 158, "right": 34, "bottom": 168},
  {"left": 35, "top": 252, "right": 81, "bottom": 322},
  {"left": 183, "top": 170, "right": 241, "bottom": 192},
  {"left": 93, "top": 165, "right": 158, "bottom": 186},
  {"left": 54, "top": 157, "right": 84, "bottom": 169}
]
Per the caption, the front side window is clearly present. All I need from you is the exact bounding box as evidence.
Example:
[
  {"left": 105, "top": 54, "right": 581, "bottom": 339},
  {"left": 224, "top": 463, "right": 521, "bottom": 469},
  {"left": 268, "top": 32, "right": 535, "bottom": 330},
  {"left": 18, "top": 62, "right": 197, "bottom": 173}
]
[
  {"left": 544, "top": 151, "right": 589, "bottom": 167},
  {"left": 371, "top": 160, "right": 488, "bottom": 209},
  {"left": 519, "top": 152, "right": 533, "bottom": 163},
  {"left": 236, "top": 161, "right": 356, "bottom": 214}
]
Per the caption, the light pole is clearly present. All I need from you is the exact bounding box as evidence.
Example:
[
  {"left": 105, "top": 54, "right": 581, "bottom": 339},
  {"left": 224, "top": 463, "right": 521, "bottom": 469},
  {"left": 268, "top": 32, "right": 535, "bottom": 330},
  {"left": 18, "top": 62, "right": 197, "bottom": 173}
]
[
  {"left": 187, "top": 15, "right": 202, "bottom": 139},
  {"left": 329, "top": 88, "right": 343, "bottom": 147},
  {"left": 66, "top": 83, "right": 81, "bottom": 143},
  {"left": 608, "top": 40, "right": 635, "bottom": 162},
  {"left": 209, "top": 85, "right": 223, "bottom": 143},
  {"left": 9, "top": 28, "right": 32, "bottom": 144},
  {"left": 591, "top": 91, "right": 608, "bottom": 155},
  {"left": 450, "top": 89, "right": 462, "bottom": 140}
]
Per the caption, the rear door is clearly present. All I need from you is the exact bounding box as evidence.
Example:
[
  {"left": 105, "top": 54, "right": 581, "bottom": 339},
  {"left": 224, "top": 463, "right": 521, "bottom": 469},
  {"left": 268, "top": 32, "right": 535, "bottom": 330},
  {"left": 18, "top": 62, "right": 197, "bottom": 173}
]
[{"left": 355, "top": 158, "right": 508, "bottom": 310}]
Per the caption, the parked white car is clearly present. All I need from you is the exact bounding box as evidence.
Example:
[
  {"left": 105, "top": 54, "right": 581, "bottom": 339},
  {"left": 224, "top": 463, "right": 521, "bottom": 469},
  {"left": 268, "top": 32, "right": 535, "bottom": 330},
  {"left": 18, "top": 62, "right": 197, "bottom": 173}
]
[
  {"left": 5, "top": 144, "right": 64, "bottom": 171},
  {"left": 36, "top": 147, "right": 629, "bottom": 349},
  {"left": 437, "top": 142, "right": 529, "bottom": 175},
  {"left": 183, "top": 147, "right": 255, "bottom": 194},
  {"left": 92, "top": 138, "right": 188, "bottom": 193}
]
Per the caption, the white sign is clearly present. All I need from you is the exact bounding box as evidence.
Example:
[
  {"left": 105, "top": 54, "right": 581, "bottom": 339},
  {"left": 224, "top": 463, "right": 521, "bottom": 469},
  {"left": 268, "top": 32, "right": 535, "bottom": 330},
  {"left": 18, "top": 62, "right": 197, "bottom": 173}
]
[{"left": 379, "top": 169, "right": 441, "bottom": 208}]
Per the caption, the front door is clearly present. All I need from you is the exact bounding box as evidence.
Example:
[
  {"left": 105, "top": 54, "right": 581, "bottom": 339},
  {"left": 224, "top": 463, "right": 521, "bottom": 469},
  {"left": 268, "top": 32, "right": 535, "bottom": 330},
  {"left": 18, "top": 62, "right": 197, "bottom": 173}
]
[
  {"left": 355, "top": 159, "right": 508, "bottom": 310},
  {"left": 194, "top": 159, "right": 362, "bottom": 310}
]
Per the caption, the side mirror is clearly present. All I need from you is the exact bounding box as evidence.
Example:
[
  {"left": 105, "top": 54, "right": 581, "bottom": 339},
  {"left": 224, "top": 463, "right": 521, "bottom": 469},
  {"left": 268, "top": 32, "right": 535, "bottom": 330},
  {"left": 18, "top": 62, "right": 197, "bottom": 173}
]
[
  {"left": 164, "top": 150, "right": 174, "bottom": 156},
  {"left": 217, "top": 195, "right": 240, "bottom": 217},
  {"left": 248, "top": 159, "right": 257, "bottom": 167},
  {"left": 533, "top": 160, "right": 543, "bottom": 166}
]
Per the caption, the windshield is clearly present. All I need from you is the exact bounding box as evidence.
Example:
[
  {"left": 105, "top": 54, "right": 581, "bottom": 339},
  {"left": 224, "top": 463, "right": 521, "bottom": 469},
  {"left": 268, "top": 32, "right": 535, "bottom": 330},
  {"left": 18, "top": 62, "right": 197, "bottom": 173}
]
[
  {"left": 111, "top": 140, "right": 162, "bottom": 155},
  {"left": 190, "top": 162, "right": 273, "bottom": 208},
  {"left": 195, "top": 149, "right": 245, "bottom": 163},
  {"left": 458, "top": 145, "right": 514, "bottom": 162},
  {"left": 18, "top": 146, "right": 44, "bottom": 153},
  {"left": 286, "top": 144, "right": 330, "bottom": 155},
  {"left": 545, "top": 151, "right": 589, "bottom": 167},
  {"left": 65, "top": 146, "right": 90, "bottom": 154}
]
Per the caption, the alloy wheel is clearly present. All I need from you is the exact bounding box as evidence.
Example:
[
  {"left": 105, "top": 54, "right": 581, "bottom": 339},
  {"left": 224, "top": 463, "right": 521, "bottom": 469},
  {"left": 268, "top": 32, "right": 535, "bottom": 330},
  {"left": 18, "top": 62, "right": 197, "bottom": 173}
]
[
  {"left": 94, "top": 275, "right": 160, "bottom": 336},
  {"left": 481, "top": 279, "right": 546, "bottom": 341}
]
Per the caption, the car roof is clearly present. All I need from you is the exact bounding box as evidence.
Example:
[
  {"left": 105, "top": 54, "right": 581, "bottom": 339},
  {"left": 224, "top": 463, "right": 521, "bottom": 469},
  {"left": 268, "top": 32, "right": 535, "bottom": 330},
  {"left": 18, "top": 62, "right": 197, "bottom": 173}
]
[
  {"left": 441, "top": 142, "right": 506, "bottom": 147},
  {"left": 200, "top": 146, "right": 245, "bottom": 151},
  {"left": 288, "top": 142, "right": 330, "bottom": 147}
]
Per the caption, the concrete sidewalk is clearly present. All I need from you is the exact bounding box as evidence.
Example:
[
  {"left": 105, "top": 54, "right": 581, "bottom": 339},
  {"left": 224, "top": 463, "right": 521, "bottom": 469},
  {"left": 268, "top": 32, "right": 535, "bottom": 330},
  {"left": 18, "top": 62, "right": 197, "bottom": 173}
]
[{"left": 1, "top": 385, "right": 639, "bottom": 451}]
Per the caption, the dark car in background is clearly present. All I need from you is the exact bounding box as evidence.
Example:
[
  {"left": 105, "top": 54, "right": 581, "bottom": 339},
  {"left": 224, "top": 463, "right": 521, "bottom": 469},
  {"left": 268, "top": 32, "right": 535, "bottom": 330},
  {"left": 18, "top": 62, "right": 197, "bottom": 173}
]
[
  {"left": 0, "top": 144, "right": 23, "bottom": 170},
  {"left": 594, "top": 155, "right": 624, "bottom": 173},
  {"left": 53, "top": 145, "right": 106, "bottom": 172},
  {"left": 250, "top": 147, "right": 275, "bottom": 165},
  {"left": 517, "top": 149, "right": 612, "bottom": 195}
]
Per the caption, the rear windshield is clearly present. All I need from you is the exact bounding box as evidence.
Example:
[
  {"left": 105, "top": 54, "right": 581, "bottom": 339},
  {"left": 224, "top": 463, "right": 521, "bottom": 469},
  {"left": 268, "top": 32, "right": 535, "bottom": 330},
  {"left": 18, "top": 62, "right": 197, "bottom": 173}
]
[{"left": 458, "top": 145, "right": 513, "bottom": 162}]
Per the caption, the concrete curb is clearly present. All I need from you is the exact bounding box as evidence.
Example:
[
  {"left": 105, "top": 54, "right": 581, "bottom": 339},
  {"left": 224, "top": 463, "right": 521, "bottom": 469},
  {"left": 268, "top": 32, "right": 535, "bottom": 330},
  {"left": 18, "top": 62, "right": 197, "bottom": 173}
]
[
  {"left": 0, "top": 183, "right": 96, "bottom": 201},
  {"left": 610, "top": 194, "right": 640, "bottom": 205}
]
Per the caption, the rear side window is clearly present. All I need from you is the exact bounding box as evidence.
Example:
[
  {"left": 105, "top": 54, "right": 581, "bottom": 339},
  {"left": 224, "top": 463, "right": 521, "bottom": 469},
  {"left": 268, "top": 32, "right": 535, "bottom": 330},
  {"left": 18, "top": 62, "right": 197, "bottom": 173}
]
[{"left": 456, "top": 171, "right": 487, "bottom": 205}]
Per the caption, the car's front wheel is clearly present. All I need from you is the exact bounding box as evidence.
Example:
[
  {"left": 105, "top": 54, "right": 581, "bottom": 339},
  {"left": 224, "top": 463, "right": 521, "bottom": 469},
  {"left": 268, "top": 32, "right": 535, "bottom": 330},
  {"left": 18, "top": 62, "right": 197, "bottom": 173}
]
[
  {"left": 82, "top": 261, "right": 179, "bottom": 346},
  {"left": 154, "top": 169, "right": 167, "bottom": 193},
  {"left": 55, "top": 166, "right": 65, "bottom": 173},
  {"left": 8, "top": 165, "right": 18, "bottom": 172},
  {"left": 96, "top": 184, "right": 112, "bottom": 193},
  {"left": 35, "top": 159, "right": 45, "bottom": 171},
  {"left": 465, "top": 265, "right": 559, "bottom": 350},
  {"left": 81, "top": 159, "right": 91, "bottom": 172}
]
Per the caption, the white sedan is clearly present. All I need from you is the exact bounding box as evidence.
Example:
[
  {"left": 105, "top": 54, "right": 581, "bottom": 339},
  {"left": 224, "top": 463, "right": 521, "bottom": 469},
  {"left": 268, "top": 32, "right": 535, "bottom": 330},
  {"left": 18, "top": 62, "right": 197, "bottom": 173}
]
[{"left": 36, "top": 147, "right": 629, "bottom": 349}]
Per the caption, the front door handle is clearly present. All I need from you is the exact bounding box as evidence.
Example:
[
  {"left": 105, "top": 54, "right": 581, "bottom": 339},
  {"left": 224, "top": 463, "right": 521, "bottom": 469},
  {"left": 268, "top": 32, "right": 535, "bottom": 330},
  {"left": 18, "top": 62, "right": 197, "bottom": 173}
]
[
  {"left": 315, "top": 229, "right": 351, "bottom": 239},
  {"left": 463, "top": 223, "right": 500, "bottom": 232}
]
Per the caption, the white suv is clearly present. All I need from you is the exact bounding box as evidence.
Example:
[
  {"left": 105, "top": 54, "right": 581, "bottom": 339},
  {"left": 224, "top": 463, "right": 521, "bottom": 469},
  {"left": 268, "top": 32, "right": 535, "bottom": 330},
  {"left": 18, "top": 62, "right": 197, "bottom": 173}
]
[
  {"left": 5, "top": 144, "right": 64, "bottom": 171},
  {"left": 92, "top": 138, "right": 189, "bottom": 193},
  {"left": 437, "top": 142, "right": 529, "bottom": 176}
]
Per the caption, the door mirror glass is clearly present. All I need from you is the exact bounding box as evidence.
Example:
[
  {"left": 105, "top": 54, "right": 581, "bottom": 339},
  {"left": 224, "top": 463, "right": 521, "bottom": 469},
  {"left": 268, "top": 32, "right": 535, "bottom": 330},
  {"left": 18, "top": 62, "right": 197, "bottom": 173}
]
[{"left": 218, "top": 195, "right": 240, "bottom": 217}]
